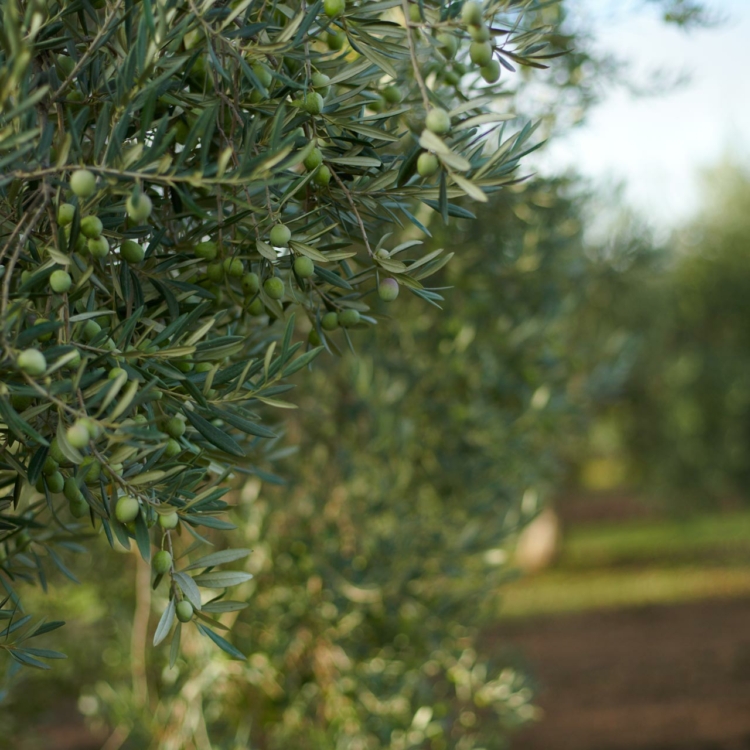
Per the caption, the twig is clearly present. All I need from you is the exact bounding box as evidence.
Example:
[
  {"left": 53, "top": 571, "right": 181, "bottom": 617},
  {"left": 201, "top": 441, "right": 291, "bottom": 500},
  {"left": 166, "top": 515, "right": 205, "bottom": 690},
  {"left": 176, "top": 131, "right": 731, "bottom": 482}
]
[
  {"left": 329, "top": 166, "right": 372, "bottom": 257},
  {"left": 401, "top": 0, "right": 430, "bottom": 111}
]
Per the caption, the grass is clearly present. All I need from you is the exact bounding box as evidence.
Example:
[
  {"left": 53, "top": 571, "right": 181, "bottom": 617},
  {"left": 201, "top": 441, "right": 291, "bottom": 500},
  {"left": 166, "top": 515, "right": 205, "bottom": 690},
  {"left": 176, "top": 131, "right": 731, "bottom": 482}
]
[{"left": 500, "top": 510, "right": 750, "bottom": 619}]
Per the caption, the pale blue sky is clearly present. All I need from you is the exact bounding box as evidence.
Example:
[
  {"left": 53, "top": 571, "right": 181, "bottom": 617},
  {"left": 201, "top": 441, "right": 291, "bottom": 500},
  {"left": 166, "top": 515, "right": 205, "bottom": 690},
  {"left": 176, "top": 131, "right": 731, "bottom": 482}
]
[{"left": 532, "top": 0, "right": 750, "bottom": 230}]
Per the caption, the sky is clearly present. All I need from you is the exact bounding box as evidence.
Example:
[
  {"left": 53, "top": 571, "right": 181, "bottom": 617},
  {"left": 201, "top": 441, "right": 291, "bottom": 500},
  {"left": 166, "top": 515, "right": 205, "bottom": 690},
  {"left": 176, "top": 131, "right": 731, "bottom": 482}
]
[{"left": 532, "top": 0, "right": 750, "bottom": 232}]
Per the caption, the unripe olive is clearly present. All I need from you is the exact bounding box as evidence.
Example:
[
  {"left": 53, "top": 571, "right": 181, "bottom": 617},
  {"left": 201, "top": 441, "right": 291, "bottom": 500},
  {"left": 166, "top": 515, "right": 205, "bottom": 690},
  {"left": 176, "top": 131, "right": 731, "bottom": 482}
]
[
  {"left": 326, "top": 31, "right": 345, "bottom": 50},
  {"left": 303, "top": 92, "right": 325, "bottom": 115},
  {"left": 82, "top": 319, "right": 101, "bottom": 341},
  {"left": 469, "top": 23, "right": 490, "bottom": 42},
  {"left": 43, "top": 456, "right": 58, "bottom": 475},
  {"left": 88, "top": 236, "right": 110, "bottom": 258},
  {"left": 269, "top": 224, "right": 291, "bottom": 247},
  {"left": 304, "top": 147, "right": 323, "bottom": 171},
  {"left": 194, "top": 362, "right": 213, "bottom": 373},
  {"left": 436, "top": 33, "right": 458, "bottom": 59},
  {"left": 338, "top": 308, "right": 361, "bottom": 327},
  {"left": 264, "top": 277, "right": 285, "bottom": 300},
  {"left": 375, "top": 248, "right": 390, "bottom": 259},
  {"left": 66, "top": 421, "right": 90, "bottom": 449},
  {"left": 120, "top": 240, "right": 145, "bottom": 264},
  {"left": 461, "top": 0, "right": 483, "bottom": 26},
  {"left": 17, "top": 349, "right": 46, "bottom": 376},
  {"left": 115, "top": 495, "right": 140, "bottom": 523},
  {"left": 126, "top": 192, "right": 153, "bottom": 223},
  {"left": 55, "top": 54, "right": 75, "bottom": 78},
  {"left": 382, "top": 85, "right": 402, "bottom": 104},
  {"left": 79, "top": 457, "right": 101, "bottom": 485},
  {"left": 63, "top": 477, "right": 83, "bottom": 503},
  {"left": 323, "top": 0, "right": 344, "bottom": 17},
  {"left": 206, "top": 262, "right": 224, "bottom": 282},
  {"left": 69, "top": 497, "right": 89, "bottom": 518},
  {"left": 80, "top": 215, "right": 103, "bottom": 238},
  {"left": 368, "top": 95, "right": 386, "bottom": 113},
  {"left": 470, "top": 40, "right": 493, "bottom": 67},
  {"left": 379, "top": 277, "right": 400, "bottom": 301},
  {"left": 408, "top": 2, "right": 422, "bottom": 22},
  {"left": 241, "top": 272, "right": 260, "bottom": 295},
  {"left": 153, "top": 550, "right": 172, "bottom": 575},
  {"left": 312, "top": 72, "right": 331, "bottom": 97},
  {"left": 159, "top": 510, "right": 180, "bottom": 529},
  {"left": 34, "top": 318, "right": 53, "bottom": 342},
  {"left": 251, "top": 62, "right": 273, "bottom": 90},
  {"left": 10, "top": 394, "right": 32, "bottom": 411},
  {"left": 293, "top": 256, "right": 315, "bottom": 278},
  {"left": 164, "top": 417, "right": 186, "bottom": 440},
  {"left": 109, "top": 367, "right": 127, "bottom": 380},
  {"left": 308, "top": 328, "right": 322, "bottom": 346},
  {"left": 223, "top": 257, "right": 244, "bottom": 278},
  {"left": 314, "top": 165, "right": 332, "bottom": 186},
  {"left": 50, "top": 439, "right": 67, "bottom": 464},
  {"left": 50, "top": 269, "right": 72, "bottom": 293},
  {"left": 57, "top": 203, "right": 76, "bottom": 226},
  {"left": 65, "top": 348, "right": 81, "bottom": 370},
  {"left": 164, "top": 439, "right": 182, "bottom": 458},
  {"left": 443, "top": 69, "right": 460, "bottom": 86},
  {"left": 247, "top": 297, "right": 265, "bottom": 315},
  {"left": 195, "top": 241, "right": 217, "bottom": 260},
  {"left": 46, "top": 471, "right": 65, "bottom": 494},
  {"left": 174, "top": 359, "right": 193, "bottom": 373},
  {"left": 417, "top": 152, "right": 439, "bottom": 177},
  {"left": 70, "top": 169, "right": 96, "bottom": 198},
  {"left": 480, "top": 59, "right": 501, "bottom": 83},
  {"left": 321, "top": 311, "right": 339, "bottom": 330},
  {"left": 176, "top": 600, "right": 194, "bottom": 622},
  {"left": 425, "top": 108, "right": 451, "bottom": 135}
]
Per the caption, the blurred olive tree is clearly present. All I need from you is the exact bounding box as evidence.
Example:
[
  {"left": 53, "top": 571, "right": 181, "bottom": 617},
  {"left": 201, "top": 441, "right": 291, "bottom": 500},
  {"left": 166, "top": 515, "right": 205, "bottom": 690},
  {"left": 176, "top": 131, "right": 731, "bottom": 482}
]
[
  {"left": 590, "top": 162, "right": 750, "bottom": 508},
  {"left": 4, "top": 176, "right": 642, "bottom": 749}
]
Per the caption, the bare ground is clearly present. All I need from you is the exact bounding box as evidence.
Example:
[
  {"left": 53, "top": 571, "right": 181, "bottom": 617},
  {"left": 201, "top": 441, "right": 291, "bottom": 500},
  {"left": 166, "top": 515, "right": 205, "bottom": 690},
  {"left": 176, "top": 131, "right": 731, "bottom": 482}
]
[{"left": 496, "top": 597, "right": 750, "bottom": 750}]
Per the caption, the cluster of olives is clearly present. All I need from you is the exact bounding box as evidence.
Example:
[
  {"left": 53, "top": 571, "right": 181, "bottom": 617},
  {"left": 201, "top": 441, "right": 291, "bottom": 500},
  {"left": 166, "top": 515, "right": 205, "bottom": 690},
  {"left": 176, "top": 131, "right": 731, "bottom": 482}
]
[{"left": 413, "top": 1, "right": 500, "bottom": 178}]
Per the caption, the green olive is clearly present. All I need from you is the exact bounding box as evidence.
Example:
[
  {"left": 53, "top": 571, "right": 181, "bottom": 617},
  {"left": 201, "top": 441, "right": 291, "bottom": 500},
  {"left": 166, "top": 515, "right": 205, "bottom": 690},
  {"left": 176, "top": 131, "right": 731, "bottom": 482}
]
[
  {"left": 153, "top": 550, "right": 172, "bottom": 575},
  {"left": 164, "top": 417, "right": 186, "bottom": 440},
  {"left": 115, "top": 495, "right": 140, "bottom": 523},
  {"left": 264, "top": 277, "right": 285, "bottom": 300},
  {"left": 269, "top": 224, "right": 291, "bottom": 247},
  {"left": 80, "top": 215, "right": 103, "bottom": 239},
  {"left": 158, "top": 510, "right": 179, "bottom": 529},
  {"left": 425, "top": 108, "right": 451, "bottom": 135},
  {"left": 176, "top": 600, "right": 194, "bottom": 622},
  {"left": 17, "top": 348, "right": 46, "bottom": 376},
  {"left": 338, "top": 309, "right": 361, "bottom": 327},
  {"left": 378, "top": 277, "right": 399, "bottom": 301},
  {"left": 70, "top": 169, "right": 96, "bottom": 198},
  {"left": 293, "top": 256, "right": 315, "bottom": 278}
]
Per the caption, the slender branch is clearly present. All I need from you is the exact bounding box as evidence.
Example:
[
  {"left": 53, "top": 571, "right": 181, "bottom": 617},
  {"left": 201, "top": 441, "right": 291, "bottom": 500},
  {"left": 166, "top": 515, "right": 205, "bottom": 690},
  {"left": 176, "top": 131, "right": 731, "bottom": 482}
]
[
  {"left": 401, "top": 0, "right": 430, "bottom": 111},
  {"left": 329, "top": 167, "right": 373, "bottom": 257}
]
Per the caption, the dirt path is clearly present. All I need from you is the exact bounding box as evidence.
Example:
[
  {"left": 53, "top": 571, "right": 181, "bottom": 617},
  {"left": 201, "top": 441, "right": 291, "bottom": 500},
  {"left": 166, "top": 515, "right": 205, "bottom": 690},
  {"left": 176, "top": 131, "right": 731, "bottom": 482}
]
[{"left": 494, "top": 598, "right": 750, "bottom": 750}]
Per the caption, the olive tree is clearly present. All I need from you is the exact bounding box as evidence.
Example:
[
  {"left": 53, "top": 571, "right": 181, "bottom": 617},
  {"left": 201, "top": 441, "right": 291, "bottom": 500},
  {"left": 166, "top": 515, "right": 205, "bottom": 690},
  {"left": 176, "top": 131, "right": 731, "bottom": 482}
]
[{"left": 0, "top": 0, "right": 558, "bottom": 672}]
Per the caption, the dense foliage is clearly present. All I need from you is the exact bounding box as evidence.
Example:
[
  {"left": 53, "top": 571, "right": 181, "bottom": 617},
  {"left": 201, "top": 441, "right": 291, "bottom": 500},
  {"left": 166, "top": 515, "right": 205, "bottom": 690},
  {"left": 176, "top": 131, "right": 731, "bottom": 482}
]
[
  {"left": 0, "top": 0, "right": 566, "bottom": 670},
  {"left": 586, "top": 164, "right": 750, "bottom": 508},
  {"left": 4, "top": 175, "right": 632, "bottom": 749}
]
